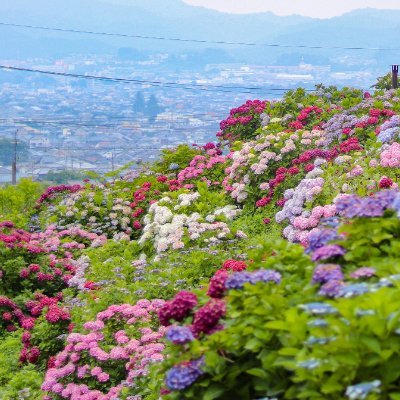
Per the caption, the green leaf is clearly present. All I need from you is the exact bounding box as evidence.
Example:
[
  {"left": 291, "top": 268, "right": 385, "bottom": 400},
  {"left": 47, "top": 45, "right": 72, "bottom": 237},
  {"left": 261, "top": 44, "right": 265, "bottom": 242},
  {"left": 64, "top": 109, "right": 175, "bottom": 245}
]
[{"left": 246, "top": 368, "right": 268, "bottom": 379}]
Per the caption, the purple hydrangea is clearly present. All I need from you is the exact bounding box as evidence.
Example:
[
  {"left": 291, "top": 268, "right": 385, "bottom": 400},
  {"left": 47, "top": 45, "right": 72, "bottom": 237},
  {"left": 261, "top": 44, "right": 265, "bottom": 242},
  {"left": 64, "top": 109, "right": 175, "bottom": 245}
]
[
  {"left": 312, "top": 264, "right": 344, "bottom": 284},
  {"left": 306, "top": 229, "right": 339, "bottom": 254},
  {"left": 350, "top": 267, "right": 376, "bottom": 279},
  {"left": 319, "top": 280, "right": 345, "bottom": 297},
  {"left": 166, "top": 326, "right": 195, "bottom": 345},
  {"left": 165, "top": 358, "right": 204, "bottom": 390},
  {"left": 311, "top": 245, "right": 346, "bottom": 262}
]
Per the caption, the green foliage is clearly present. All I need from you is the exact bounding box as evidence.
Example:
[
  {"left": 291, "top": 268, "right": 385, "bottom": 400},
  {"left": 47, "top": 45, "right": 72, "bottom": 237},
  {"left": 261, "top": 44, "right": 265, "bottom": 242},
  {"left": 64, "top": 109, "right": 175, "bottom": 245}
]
[
  {"left": 43, "top": 169, "right": 91, "bottom": 184},
  {"left": 0, "top": 333, "right": 43, "bottom": 400},
  {"left": 0, "top": 179, "right": 44, "bottom": 227},
  {"left": 153, "top": 144, "right": 200, "bottom": 173},
  {"left": 371, "top": 73, "right": 392, "bottom": 91}
]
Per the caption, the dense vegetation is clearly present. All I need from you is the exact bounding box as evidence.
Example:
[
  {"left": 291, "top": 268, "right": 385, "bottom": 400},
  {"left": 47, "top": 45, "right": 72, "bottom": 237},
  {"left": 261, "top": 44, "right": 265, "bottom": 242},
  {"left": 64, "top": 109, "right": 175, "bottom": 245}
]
[{"left": 2, "top": 85, "right": 400, "bottom": 399}]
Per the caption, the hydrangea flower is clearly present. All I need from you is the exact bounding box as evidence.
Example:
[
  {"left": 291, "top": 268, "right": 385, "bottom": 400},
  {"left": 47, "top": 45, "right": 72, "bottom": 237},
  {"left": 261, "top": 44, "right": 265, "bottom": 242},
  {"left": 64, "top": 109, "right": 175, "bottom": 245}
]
[
  {"left": 166, "top": 326, "right": 194, "bottom": 345},
  {"left": 345, "top": 380, "right": 381, "bottom": 399},
  {"left": 311, "top": 245, "right": 346, "bottom": 262},
  {"left": 312, "top": 264, "right": 344, "bottom": 284},
  {"left": 165, "top": 358, "right": 205, "bottom": 390}
]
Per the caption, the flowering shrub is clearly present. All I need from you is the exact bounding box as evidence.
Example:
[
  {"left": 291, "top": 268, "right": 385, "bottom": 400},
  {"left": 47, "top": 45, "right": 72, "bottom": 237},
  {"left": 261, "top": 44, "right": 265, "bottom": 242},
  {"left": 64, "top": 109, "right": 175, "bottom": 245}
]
[
  {"left": 42, "top": 299, "right": 166, "bottom": 400},
  {"left": 218, "top": 100, "right": 267, "bottom": 144}
]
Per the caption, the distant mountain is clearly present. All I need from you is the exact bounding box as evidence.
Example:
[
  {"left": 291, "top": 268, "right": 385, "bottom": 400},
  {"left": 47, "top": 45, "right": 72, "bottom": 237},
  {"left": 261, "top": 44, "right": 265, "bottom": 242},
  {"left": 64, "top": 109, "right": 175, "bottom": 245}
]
[{"left": 0, "top": 0, "right": 399, "bottom": 68}]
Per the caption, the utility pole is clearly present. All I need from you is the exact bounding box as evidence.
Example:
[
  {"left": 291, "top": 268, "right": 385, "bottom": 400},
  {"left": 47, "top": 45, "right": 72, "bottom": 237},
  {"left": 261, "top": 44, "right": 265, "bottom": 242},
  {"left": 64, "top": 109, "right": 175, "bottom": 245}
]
[
  {"left": 111, "top": 149, "right": 115, "bottom": 172},
  {"left": 11, "top": 129, "right": 18, "bottom": 184},
  {"left": 392, "top": 65, "right": 399, "bottom": 89}
]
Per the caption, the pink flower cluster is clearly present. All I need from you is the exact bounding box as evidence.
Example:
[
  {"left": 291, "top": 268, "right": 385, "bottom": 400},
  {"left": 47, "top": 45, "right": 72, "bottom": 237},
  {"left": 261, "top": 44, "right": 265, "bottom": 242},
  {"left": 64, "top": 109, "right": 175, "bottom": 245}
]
[
  {"left": 288, "top": 106, "right": 323, "bottom": 131},
  {"left": 380, "top": 142, "right": 400, "bottom": 167},
  {"left": 222, "top": 259, "right": 247, "bottom": 272},
  {"left": 42, "top": 300, "right": 166, "bottom": 400},
  {"left": 158, "top": 292, "right": 198, "bottom": 326},
  {"left": 37, "top": 184, "right": 82, "bottom": 207},
  {"left": 177, "top": 153, "right": 227, "bottom": 185}
]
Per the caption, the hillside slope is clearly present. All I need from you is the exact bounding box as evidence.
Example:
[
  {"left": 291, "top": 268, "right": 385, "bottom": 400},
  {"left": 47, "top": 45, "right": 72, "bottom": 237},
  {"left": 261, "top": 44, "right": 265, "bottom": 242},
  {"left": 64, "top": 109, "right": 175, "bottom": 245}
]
[{"left": 1, "top": 85, "right": 400, "bottom": 399}]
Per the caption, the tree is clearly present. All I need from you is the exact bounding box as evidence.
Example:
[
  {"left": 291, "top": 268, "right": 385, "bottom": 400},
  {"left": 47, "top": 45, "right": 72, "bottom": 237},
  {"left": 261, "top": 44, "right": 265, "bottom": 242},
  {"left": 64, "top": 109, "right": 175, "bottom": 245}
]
[
  {"left": 0, "top": 138, "right": 29, "bottom": 166},
  {"left": 133, "top": 91, "right": 146, "bottom": 114},
  {"left": 145, "top": 94, "right": 164, "bottom": 123},
  {"left": 371, "top": 73, "right": 392, "bottom": 90}
]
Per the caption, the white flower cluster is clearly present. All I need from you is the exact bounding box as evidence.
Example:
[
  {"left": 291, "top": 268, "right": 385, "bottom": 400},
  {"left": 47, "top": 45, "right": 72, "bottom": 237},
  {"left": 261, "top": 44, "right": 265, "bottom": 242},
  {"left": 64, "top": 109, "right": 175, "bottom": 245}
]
[
  {"left": 138, "top": 195, "right": 240, "bottom": 254},
  {"left": 49, "top": 188, "right": 134, "bottom": 238},
  {"left": 174, "top": 192, "right": 201, "bottom": 210}
]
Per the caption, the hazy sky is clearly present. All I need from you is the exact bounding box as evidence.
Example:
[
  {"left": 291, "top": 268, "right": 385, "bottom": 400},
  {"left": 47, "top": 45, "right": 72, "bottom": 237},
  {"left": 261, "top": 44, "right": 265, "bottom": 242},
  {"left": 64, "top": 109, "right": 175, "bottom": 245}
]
[{"left": 182, "top": 0, "right": 400, "bottom": 18}]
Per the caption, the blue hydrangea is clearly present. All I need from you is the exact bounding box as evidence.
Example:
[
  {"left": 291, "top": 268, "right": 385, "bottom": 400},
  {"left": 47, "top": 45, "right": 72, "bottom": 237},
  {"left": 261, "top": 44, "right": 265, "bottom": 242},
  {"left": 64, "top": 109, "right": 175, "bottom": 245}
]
[
  {"left": 169, "top": 163, "right": 180, "bottom": 171},
  {"left": 338, "top": 283, "right": 371, "bottom": 298},
  {"left": 166, "top": 326, "right": 194, "bottom": 345},
  {"left": 345, "top": 380, "right": 381, "bottom": 399},
  {"left": 297, "top": 358, "right": 322, "bottom": 370},
  {"left": 304, "top": 335, "right": 336, "bottom": 346},
  {"left": 307, "top": 318, "right": 329, "bottom": 328},
  {"left": 165, "top": 358, "right": 204, "bottom": 390},
  {"left": 300, "top": 302, "right": 338, "bottom": 316},
  {"left": 377, "top": 127, "right": 400, "bottom": 143}
]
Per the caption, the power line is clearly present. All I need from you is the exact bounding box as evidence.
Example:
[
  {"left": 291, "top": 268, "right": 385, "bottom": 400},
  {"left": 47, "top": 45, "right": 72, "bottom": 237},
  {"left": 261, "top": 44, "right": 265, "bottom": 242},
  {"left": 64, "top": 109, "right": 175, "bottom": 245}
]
[
  {"left": 0, "top": 21, "right": 399, "bottom": 51},
  {"left": 0, "top": 65, "right": 314, "bottom": 94},
  {"left": 25, "top": 146, "right": 172, "bottom": 151}
]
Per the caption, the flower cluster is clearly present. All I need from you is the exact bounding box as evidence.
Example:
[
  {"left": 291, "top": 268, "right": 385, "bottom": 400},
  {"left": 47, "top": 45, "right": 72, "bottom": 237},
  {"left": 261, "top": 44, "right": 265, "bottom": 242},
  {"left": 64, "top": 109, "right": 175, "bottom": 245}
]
[
  {"left": 42, "top": 299, "right": 166, "bottom": 400},
  {"left": 218, "top": 100, "right": 267, "bottom": 143}
]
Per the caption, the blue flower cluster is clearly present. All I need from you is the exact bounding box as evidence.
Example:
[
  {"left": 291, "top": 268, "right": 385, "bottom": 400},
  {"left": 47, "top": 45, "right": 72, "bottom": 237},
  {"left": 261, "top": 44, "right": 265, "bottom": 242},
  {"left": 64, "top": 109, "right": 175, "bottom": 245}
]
[
  {"left": 165, "top": 357, "right": 205, "bottom": 390},
  {"left": 166, "top": 326, "right": 194, "bottom": 345},
  {"left": 345, "top": 380, "right": 381, "bottom": 399},
  {"left": 225, "top": 269, "right": 281, "bottom": 290}
]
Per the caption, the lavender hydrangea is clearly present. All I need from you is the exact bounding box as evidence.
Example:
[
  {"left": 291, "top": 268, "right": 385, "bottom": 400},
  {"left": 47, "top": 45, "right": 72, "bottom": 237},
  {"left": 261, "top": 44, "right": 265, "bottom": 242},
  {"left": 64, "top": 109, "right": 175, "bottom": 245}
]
[
  {"left": 166, "top": 326, "right": 195, "bottom": 345},
  {"left": 378, "top": 115, "right": 400, "bottom": 143},
  {"left": 225, "top": 269, "right": 281, "bottom": 290},
  {"left": 336, "top": 191, "right": 398, "bottom": 218},
  {"left": 250, "top": 269, "right": 282, "bottom": 284},
  {"left": 225, "top": 272, "right": 253, "bottom": 289},
  {"left": 165, "top": 358, "right": 205, "bottom": 390},
  {"left": 350, "top": 267, "right": 376, "bottom": 279}
]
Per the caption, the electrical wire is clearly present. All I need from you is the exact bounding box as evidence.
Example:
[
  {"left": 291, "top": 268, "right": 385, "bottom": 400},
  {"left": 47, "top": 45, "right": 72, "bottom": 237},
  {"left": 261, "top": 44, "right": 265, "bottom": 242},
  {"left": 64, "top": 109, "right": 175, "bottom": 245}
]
[
  {"left": 0, "top": 21, "right": 399, "bottom": 51},
  {"left": 0, "top": 65, "right": 314, "bottom": 94}
]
